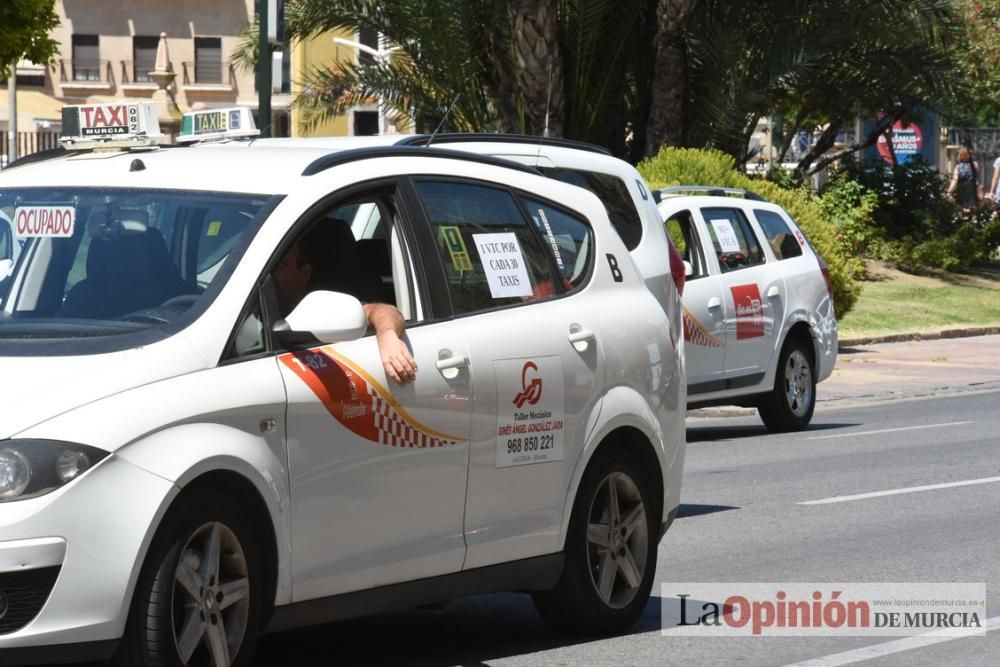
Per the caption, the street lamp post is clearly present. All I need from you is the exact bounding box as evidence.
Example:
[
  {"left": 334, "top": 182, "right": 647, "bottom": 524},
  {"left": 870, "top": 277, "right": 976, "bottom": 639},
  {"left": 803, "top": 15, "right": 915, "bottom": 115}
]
[{"left": 332, "top": 36, "right": 401, "bottom": 135}]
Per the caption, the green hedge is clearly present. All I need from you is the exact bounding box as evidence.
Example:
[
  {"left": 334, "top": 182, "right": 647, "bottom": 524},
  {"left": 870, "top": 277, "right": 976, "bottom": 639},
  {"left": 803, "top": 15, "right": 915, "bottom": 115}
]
[{"left": 638, "top": 147, "right": 862, "bottom": 317}]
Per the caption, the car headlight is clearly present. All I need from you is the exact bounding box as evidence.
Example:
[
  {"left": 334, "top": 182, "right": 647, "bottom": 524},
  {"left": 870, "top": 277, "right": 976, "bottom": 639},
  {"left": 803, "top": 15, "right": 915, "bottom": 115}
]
[{"left": 0, "top": 440, "right": 109, "bottom": 502}]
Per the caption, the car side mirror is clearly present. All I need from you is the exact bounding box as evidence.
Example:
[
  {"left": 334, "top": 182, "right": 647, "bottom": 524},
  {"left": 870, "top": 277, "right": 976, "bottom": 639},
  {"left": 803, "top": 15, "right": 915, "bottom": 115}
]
[
  {"left": 683, "top": 260, "right": 693, "bottom": 277},
  {"left": 652, "top": 190, "right": 662, "bottom": 204},
  {"left": 274, "top": 290, "right": 368, "bottom": 344}
]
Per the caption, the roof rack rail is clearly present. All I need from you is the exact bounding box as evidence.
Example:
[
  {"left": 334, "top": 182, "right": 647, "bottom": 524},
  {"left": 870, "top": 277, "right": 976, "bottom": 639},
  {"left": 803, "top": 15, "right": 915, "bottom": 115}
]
[
  {"left": 658, "top": 185, "right": 767, "bottom": 202},
  {"left": 4, "top": 147, "right": 73, "bottom": 170},
  {"left": 396, "top": 133, "right": 612, "bottom": 156},
  {"left": 301, "top": 145, "right": 543, "bottom": 177}
]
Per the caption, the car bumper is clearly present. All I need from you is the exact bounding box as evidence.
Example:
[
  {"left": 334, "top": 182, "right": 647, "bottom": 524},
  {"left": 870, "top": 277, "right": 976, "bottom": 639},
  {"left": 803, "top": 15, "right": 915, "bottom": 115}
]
[{"left": 0, "top": 455, "right": 174, "bottom": 653}]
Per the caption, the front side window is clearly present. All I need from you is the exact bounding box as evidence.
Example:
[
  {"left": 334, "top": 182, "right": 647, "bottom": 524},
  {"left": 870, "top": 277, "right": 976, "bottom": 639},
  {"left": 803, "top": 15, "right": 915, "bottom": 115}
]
[
  {"left": 753, "top": 209, "right": 803, "bottom": 260},
  {"left": 665, "top": 210, "right": 706, "bottom": 278},
  {"left": 414, "top": 180, "right": 554, "bottom": 315},
  {"left": 539, "top": 168, "right": 643, "bottom": 251},
  {"left": 701, "top": 207, "right": 766, "bottom": 273},
  {"left": 0, "top": 188, "right": 271, "bottom": 354}
]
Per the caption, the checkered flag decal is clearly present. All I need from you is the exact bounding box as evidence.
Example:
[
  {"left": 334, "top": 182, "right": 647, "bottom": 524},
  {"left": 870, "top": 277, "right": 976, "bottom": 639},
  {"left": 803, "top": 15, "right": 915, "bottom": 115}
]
[
  {"left": 683, "top": 307, "right": 724, "bottom": 348},
  {"left": 370, "top": 387, "right": 457, "bottom": 448}
]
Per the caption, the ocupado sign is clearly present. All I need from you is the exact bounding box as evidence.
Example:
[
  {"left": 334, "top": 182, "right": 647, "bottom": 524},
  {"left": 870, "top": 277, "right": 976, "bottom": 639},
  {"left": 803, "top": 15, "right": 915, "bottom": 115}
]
[{"left": 13, "top": 206, "right": 76, "bottom": 238}]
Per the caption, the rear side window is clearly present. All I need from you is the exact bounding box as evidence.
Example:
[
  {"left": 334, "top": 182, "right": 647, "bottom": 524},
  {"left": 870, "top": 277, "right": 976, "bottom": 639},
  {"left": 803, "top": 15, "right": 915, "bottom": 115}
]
[
  {"left": 414, "top": 180, "right": 555, "bottom": 315},
  {"left": 521, "top": 197, "right": 592, "bottom": 291},
  {"left": 753, "top": 209, "right": 803, "bottom": 260},
  {"left": 539, "top": 167, "right": 642, "bottom": 251},
  {"left": 701, "top": 207, "right": 765, "bottom": 273}
]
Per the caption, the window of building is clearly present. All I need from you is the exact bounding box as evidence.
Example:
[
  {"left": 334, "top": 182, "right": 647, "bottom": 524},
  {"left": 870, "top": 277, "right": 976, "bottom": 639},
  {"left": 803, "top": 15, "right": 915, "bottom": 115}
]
[
  {"left": 71, "top": 35, "right": 100, "bottom": 81},
  {"left": 194, "top": 37, "right": 223, "bottom": 83},
  {"left": 353, "top": 110, "right": 379, "bottom": 136},
  {"left": 358, "top": 26, "right": 379, "bottom": 66},
  {"left": 132, "top": 36, "right": 159, "bottom": 83}
]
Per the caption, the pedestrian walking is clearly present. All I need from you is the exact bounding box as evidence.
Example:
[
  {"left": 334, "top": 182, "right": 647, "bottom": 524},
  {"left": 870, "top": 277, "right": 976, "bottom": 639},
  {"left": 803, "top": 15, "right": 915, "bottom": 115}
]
[
  {"left": 947, "top": 147, "right": 984, "bottom": 208},
  {"left": 989, "top": 154, "right": 1000, "bottom": 201}
]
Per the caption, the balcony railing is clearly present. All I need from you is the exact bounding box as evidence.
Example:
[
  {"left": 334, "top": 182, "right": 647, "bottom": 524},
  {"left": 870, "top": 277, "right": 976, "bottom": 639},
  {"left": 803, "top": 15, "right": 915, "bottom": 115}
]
[
  {"left": 121, "top": 60, "right": 165, "bottom": 84},
  {"left": 59, "top": 59, "right": 113, "bottom": 84},
  {"left": 181, "top": 61, "right": 234, "bottom": 86}
]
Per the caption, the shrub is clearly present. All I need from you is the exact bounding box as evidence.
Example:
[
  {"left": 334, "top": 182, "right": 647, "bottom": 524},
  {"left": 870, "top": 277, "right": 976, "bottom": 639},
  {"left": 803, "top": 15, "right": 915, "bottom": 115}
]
[
  {"left": 817, "top": 175, "right": 882, "bottom": 259},
  {"left": 889, "top": 202, "right": 1000, "bottom": 271},
  {"left": 638, "top": 147, "right": 862, "bottom": 317}
]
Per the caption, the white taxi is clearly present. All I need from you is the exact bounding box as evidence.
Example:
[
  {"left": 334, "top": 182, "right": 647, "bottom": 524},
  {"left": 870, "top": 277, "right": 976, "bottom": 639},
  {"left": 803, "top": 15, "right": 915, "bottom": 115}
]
[
  {"left": 659, "top": 187, "right": 838, "bottom": 431},
  {"left": 0, "top": 104, "right": 684, "bottom": 666}
]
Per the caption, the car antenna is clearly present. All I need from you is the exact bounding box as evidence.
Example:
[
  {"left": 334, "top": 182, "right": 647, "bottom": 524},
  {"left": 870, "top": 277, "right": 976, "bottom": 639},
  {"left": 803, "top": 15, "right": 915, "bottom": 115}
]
[
  {"left": 427, "top": 93, "right": 462, "bottom": 147},
  {"left": 537, "top": 64, "right": 554, "bottom": 167}
]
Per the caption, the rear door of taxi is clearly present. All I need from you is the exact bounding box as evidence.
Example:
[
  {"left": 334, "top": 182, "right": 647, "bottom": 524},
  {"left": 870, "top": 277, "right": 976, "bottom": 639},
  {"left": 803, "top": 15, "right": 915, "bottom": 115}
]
[{"left": 407, "top": 177, "right": 604, "bottom": 569}]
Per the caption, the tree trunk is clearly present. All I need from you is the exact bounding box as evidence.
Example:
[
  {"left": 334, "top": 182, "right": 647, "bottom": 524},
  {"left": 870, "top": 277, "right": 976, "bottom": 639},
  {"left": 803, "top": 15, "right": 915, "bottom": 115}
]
[
  {"left": 803, "top": 112, "right": 905, "bottom": 177},
  {"left": 793, "top": 120, "right": 843, "bottom": 181},
  {"left": 509, "top": 0, "right": 565, "bottom": 136},
  {"left": 644, "top": 0, "right": 700, "bottom": 158}
]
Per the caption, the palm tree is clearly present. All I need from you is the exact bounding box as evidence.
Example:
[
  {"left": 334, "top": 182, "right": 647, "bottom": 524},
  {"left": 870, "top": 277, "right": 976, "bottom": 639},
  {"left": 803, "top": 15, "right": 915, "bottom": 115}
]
[{"left": 235, "top": 0, "right": 960, "bottom": 171}]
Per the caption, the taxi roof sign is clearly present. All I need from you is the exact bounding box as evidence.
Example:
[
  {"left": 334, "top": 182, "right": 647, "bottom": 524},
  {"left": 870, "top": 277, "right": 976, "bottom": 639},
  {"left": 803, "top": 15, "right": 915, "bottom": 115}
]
[
  {"left": 60, "top": 103, "right": 162, "bottom": 149},
  {"left": 177, "top": 107, "right": 260, "bottom": 143}
]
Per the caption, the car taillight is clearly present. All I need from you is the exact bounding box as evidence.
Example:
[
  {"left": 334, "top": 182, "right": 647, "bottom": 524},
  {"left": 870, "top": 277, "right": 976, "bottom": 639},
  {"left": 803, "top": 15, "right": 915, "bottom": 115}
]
[
  {"left": 817, "top": 255, "right": 834, "bottom": 304},
  {"left": 668, "top": 238, "right": 685, "bottom": 296}
]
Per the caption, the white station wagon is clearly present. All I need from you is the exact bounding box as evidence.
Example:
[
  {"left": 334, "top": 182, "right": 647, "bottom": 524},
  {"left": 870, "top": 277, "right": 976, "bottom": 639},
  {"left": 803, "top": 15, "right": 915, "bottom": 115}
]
[
  {"left": 658, "top": 187, "right": 838, "bottom": 431},
  {"left": 0, "top": 105, "right": 684, "bottom": 666}
]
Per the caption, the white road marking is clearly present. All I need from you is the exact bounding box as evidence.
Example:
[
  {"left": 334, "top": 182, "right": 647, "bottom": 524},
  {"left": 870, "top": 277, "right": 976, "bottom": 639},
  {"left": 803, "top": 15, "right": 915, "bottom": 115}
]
[
  {"left": 782, "top": 615, "right": 1000, "bottom": 666},
  {"left": 806, "top": 421, "right": 973, "bottom": 441},
  {"left": 799, "top": 475, "right": 1000, "bottom": 505}
]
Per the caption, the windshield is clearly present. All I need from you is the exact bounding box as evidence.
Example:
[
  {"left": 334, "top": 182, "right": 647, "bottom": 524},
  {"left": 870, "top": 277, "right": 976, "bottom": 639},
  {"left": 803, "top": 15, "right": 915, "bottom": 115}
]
[{"left": 0, "top": 188, "right": 273, "bottom": 353}]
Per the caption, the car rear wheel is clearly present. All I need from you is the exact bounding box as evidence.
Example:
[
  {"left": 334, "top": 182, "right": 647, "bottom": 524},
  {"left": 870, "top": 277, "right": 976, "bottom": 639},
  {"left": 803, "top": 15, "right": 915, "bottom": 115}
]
[
  {"left": 758, "top": 336, "right": 816, "bottom": 432},
  {"left": 533, "top": 447, "right": 657, "bottom": 635},
  {"left": 111, "top": 491, "right": 265, "bottom": 667}
]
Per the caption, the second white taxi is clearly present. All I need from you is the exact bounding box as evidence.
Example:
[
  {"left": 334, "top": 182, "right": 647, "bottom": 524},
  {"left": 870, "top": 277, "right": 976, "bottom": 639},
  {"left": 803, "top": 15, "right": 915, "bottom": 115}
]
[{"left": 659, "top": 187, "right": 837, "bottom": 431}]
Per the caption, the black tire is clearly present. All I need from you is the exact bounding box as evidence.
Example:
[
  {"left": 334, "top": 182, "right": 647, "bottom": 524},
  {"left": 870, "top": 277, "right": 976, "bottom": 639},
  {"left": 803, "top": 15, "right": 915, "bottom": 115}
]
[
  {"left": 109, "top": 491, "right": 265, "bottom": 667},
  {"left": 758, "top": 336, "right": 816, "bottom": 432},
  {"left": 532, "top": 446, "right": 658, "bottom": 636}
]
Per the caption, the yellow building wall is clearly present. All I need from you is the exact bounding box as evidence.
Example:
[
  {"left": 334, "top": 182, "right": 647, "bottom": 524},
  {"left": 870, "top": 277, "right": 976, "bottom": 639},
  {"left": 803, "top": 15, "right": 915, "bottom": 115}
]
[
  {"left": 290, "top": 29, "right": 354, "bottom": 137},
  {"left": 290, "top": 28, "right": 412, "bottom": 137}
]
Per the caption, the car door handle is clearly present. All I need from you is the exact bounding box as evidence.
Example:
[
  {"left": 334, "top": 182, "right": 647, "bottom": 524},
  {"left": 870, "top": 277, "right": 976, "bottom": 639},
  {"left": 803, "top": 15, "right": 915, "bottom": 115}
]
[
  {"left": 435, "top": 354, "right": 468, "bottom": 371},
  {"left": 707, "top": 297, "right": 722, "bottom": 309},
  {"left": 435, "top": 351, "right": 468, "bottom": 380},
  {"left": 767, "top": 285, "right": 780, "bottom": 298},
  {"left": 568, "top": 325, "right": 596, "bottom": 352}
]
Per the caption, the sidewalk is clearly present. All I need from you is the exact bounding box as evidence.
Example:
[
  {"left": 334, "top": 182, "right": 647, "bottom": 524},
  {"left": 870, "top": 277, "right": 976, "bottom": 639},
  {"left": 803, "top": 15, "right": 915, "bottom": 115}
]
[
  {"left": 689, "top": 334, "right": 1000, "bottom": 418},
  {"left": 822, "top": 333, "right": 1000, "bottom": 404}
]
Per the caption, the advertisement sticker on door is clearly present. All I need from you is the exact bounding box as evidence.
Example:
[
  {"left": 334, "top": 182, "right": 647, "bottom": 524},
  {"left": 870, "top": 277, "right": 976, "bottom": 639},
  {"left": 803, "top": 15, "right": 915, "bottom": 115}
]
[{"left": 495, "top": 356, "right": 565, "bottom": 467}]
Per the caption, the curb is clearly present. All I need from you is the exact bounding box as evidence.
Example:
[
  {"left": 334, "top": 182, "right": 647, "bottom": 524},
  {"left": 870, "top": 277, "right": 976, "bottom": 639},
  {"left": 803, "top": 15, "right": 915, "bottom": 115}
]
[{"left": 839, "top": 326, "right": 1000, "bottom": 348}]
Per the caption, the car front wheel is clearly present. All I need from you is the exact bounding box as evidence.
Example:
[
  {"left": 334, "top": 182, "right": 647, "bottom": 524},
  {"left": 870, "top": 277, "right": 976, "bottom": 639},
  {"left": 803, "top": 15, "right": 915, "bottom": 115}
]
[
  {"left": 111, "top": 491, "right": 265, "bottom": 667},
  {"left": 533, "top": 447, "right": 658, "bottom": 635},
  {"left": 758, "top": 336, "right": 816, "bottom": 432}
]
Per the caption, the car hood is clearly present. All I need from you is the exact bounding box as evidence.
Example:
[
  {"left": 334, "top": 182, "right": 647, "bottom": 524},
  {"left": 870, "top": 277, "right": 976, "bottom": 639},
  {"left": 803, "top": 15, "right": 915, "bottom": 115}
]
[{"left": 0, "top": 337, "right": 207, "bottom": 439}]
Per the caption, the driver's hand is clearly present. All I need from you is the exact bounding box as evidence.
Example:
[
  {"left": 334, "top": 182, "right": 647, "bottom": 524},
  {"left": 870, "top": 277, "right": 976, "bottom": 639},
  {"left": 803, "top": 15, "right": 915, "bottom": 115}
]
[{"left": 377, "top": 330, "right": 418, "bottom": 385}]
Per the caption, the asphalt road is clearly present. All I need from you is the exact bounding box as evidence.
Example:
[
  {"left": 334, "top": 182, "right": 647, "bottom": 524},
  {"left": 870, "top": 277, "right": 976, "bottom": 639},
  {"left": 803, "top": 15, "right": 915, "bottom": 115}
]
[{"left": 254, "top": 388, "right": 1000, "bottom": 666}]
